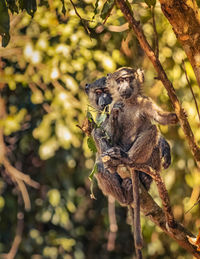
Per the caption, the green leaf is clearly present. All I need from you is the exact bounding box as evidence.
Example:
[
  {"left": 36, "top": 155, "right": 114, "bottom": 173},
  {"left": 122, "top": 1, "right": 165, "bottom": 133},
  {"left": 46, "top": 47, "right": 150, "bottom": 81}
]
[
  {"left": 88, "top": 163, "right": 97, "bottom": 181},
  {"left": 100, "top": 0, "right": 114, "bottom": 20},
  {"left": 93, "top": 0, "right": 100, "bottom": 18},
  {"left": 144, "top": 0, "right": 156, "bottom": 7},
  {"left": 0, "top": 0, "right": 10, "bottom": 47},
  {"left": 96, "top": 113, "right": 107, "bottom": 127},
  {"left": 89, "top": 163, "right": 97, "bottom": 200},
  {"left": 87, "top": 137, "right": 97, "bottom": 153},
  {"left": 86, "top": 110, "right": 95, "bottom": 124},
  {"left": 61, "top": 0, "right": 66, "bottom": 15}
]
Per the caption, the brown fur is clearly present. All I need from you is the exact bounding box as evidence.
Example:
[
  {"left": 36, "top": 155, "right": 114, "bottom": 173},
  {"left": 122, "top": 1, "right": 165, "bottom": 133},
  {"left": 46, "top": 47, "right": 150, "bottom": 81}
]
[{"left": 105, "top": 67, "right": 178, "bottom": 172}]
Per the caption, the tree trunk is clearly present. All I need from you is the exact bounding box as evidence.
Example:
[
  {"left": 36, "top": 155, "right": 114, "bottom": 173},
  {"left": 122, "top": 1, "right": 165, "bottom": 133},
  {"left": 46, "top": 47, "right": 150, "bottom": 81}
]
[{"left": 159, "top": 0, "right": 200, "bottom": 88}]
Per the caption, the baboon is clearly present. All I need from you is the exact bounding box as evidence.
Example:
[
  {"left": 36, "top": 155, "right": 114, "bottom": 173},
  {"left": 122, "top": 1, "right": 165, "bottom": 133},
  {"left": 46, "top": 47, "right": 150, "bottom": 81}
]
[
  {"left": 85, "top": 76, "right": 171, "bottom": 203},
  {"left": 102, "top": 67, "right": 178, "bottom": 173},
  {"left": 100, "top": 67, "right": 178, "bottom": 252},
  {"left": 85, "top": 74, "right": 175, "bottom": 254}
]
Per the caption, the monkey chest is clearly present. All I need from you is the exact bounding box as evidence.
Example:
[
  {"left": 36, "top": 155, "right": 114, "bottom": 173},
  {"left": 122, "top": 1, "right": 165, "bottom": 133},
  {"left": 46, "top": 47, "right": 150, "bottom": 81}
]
[{"left": 118, "top": 109, "right": 143, "bottom": 143}]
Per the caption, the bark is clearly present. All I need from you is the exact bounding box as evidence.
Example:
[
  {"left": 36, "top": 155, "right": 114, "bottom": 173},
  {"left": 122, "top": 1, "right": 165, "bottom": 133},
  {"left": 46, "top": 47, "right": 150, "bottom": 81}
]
[
  {"left": 135, "top": 183, "right": 200, "bottom": 258},
  {"left": 115, "top": 0, "right": 200, "bottom": 168},
  {"left": 159, "top": 0, "right": 200, "bottom": 88}
]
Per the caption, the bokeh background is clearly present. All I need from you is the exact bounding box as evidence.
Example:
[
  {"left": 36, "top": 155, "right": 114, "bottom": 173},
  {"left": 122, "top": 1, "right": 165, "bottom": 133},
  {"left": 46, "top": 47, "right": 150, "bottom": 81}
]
[{"left": 0, "top": 0, "right": 200, "bottom": 258}]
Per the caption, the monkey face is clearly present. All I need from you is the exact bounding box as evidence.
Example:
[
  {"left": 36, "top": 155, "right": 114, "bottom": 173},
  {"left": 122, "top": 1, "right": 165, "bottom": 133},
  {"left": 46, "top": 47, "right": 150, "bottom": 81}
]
[
  {"left": 107, "top": 67, "right": 141, "bottom": 100},
  {"left": 85, "top": 77, "right": 112, "bottom": 110},
  {"left": 116, "top": 75, "right": 134, "bottom": 99}
]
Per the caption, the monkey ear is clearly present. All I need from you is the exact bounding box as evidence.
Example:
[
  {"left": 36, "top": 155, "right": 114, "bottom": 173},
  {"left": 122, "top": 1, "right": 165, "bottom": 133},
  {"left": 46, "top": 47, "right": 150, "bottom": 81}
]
[
  {"left": 136, "top": 68, "right": 144, "bottom": 83},
  {"left": 85, "top": 83, "right": 90, "bottom": 94}
]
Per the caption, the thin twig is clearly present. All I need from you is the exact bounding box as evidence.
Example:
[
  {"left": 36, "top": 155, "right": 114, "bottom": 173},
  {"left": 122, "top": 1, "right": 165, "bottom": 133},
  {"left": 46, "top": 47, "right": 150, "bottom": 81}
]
[
  {"left": 182, "top": 60, "right": 200, "bottom": 123},
  {"left": 15, "top": 179, "right": 31, "bottom": 211},
  {"left": 69, "top": 0, "right": 90, "bottom": 35},
  {"left": 0, "top": 96, "right": 39, "bottom": 211},
  {"left": 1, "top": 211, "right": 24, "bottom": 259},
  {"left": 107, "top": 195, "right": 118, "bottom": 251},
  {"left": 128, "top": 163, "right": 175, "bottom": 230},
  {"left": 185, "top": 196, "right": 200, "bottom": 215},
  {"left": 151, "top": 5, "right": 159, "bottom": 59},
  {"left": 3, "top": 158, "right": 40, "bottom": 189}
]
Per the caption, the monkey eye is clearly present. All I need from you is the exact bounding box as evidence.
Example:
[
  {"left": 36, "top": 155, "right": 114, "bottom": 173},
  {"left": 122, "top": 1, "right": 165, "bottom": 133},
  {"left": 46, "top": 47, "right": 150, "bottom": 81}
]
[
  {"left": 116, "top": 78, "right": 123, "bottom": 84},
  {"left": 95, "top": 89, "right": 103, "bottom": 95}
]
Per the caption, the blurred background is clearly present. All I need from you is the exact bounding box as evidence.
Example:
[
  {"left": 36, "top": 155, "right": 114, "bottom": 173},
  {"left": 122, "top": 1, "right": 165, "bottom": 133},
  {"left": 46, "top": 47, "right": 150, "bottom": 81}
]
[{"left": 0, "top": 0, "right": 200, "bottom": 258}]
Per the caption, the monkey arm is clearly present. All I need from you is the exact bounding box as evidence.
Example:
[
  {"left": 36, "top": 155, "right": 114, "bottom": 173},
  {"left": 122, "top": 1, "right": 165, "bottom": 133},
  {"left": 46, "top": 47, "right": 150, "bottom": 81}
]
[{"left": 143, "top": 98, "right": 178, "bottom": 125}]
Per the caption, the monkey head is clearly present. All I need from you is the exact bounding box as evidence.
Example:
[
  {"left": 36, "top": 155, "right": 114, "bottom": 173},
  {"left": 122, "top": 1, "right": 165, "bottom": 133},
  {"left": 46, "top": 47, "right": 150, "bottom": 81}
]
[
  {"left": 85, "top": 77, "right": 112, "bottom": 111},
  {"left": 107, "top": 67, "right": 144, "bottom": 100}
]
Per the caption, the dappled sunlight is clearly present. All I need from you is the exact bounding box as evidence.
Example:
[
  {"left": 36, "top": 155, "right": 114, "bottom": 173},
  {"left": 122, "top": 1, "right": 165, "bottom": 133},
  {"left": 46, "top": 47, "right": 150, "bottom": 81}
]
[{"left": 0, "top": 0, "right": 200, "bottom": 258}]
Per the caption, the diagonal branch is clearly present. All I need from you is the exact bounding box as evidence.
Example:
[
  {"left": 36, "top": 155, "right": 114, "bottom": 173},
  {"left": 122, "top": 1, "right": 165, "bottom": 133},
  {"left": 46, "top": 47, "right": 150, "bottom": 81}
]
[
  {"left": 136, "top": 182, "right": 200, "bottom": 258},
  {"left": 115, "top": 0, "right": 200, "bottom": 167},
  {"left": 159, "top": 0, "right": 200, "bottom": 89}
]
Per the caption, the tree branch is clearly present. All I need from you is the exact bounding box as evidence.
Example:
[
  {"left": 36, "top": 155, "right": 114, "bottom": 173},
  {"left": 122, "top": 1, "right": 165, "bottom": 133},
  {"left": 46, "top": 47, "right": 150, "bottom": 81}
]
[
  {"left": 135, "top": 182, "right": 200, "bottom": 258},
  {"left": 0, "top": 97, "right": 40, "bottom": 211},
  {"left": 115, "top": 0, "right": 200, "bottom": 167},
  {"left": 159, "top": 0, "right": 200, "bottom": 89}
]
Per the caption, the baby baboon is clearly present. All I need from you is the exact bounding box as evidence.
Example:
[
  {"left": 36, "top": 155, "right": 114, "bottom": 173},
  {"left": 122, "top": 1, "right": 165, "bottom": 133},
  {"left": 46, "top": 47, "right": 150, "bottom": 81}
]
[
  {"left": 85, "top": 77, "right": 132, "bottom": 204},
  {"left": 103, "top": 67, "right": 178, "bottom": 173}
]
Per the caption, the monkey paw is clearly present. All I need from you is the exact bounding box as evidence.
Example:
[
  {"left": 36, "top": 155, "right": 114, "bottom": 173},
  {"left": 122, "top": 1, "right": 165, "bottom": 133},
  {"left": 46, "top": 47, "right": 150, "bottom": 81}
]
[
  {"left": 168, "top": 113, "right": 179, "bottom": 124},
  {"left": 112, "top": 102, "right": 124, "bottom": 117},
  {"left": 102, "top": 147, "right": 127, "bottom": 160}
]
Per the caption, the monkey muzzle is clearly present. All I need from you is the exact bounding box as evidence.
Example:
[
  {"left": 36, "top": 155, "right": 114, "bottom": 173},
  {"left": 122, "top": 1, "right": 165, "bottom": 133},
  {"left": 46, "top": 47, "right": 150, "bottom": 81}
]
[
  {"left": 120, "top": 89, "right": 132, "bottom": 99},
  {"left": 98, "top": 93, "right": 112, "bottom": 110}
]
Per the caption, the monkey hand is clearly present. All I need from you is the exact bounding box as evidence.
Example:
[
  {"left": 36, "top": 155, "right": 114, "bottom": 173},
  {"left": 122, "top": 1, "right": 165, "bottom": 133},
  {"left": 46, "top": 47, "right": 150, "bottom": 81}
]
[
  {"left": 168, "top": 113, "right": 179, "bottom": 124},
  {"left": 102, "top": 147, "right": 128, "bottom": 161},
  {"left": 112, "top": 102, "right": 124, "bottom": 118}
]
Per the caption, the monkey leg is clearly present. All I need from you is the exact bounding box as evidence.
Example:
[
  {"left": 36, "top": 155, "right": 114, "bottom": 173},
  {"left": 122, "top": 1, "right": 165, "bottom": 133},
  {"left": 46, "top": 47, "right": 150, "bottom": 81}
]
[
  {"left": 95, "top": 170, "right": 127, "bottom": 204},
  {"left": 130, "top": 169, "right": 143, "bottom": 249},
  {"left": 128, "top": 125, "right": 158, "bottom": 164},
  {"left": 129, "top": 206, "right": 143, "bottom": 259}
]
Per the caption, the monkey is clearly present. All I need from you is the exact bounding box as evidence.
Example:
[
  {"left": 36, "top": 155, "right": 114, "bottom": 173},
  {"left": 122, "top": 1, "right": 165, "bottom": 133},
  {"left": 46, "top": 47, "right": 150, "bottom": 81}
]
[
  {"left": 85, "top": 75, "right": 176, "bottom": 255},
  {"left": 98, "top": 67, "right": 178, "bottom": 252},
  {"left": 85, "top": 76, "right": 172, "bottom": 204},
  {"left": 101, "top": 67, "right": 178, "bottom": 174}
]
